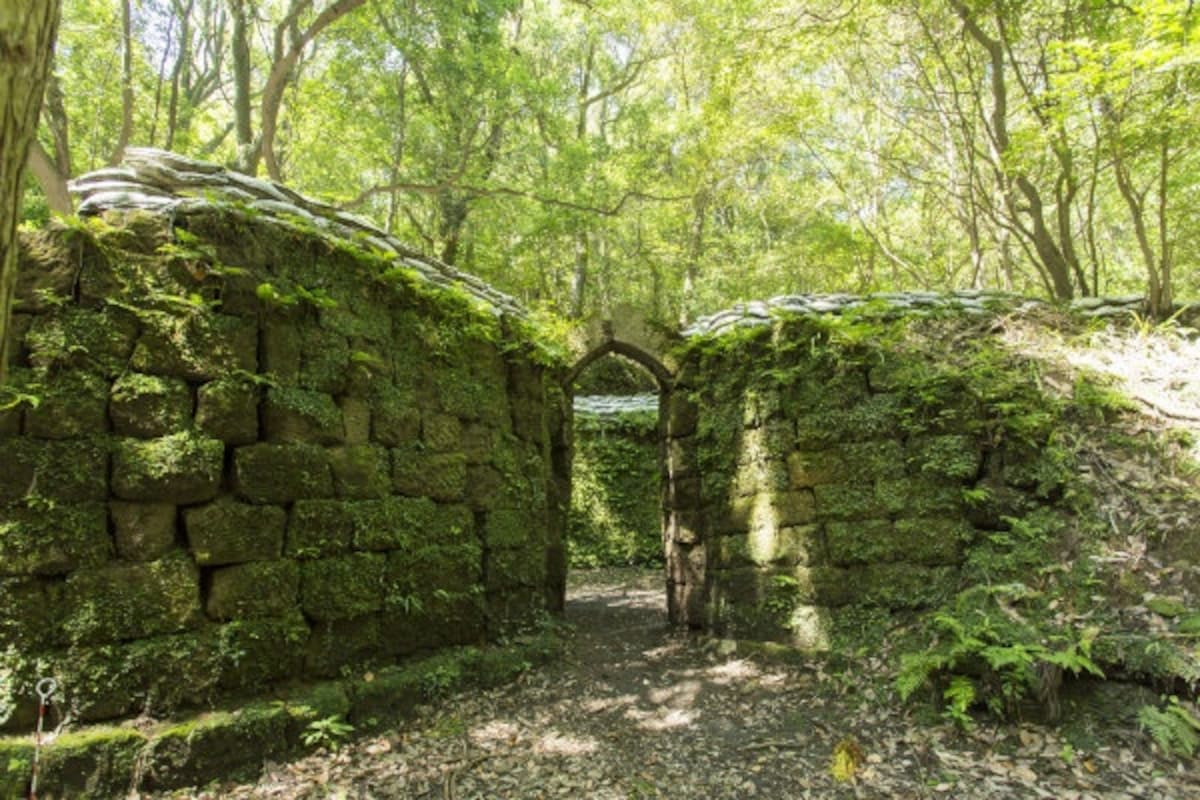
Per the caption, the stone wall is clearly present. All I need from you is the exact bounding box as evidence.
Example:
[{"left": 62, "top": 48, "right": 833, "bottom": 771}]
[
  {"left": 662, "top": 304, "right": 1084, "bottom": 646},
  {"left": 0, "top": 202, "right": 567, "bottom": 731},
  {"left": 568, "top": 395, "right": 663, "bottom": 568}
]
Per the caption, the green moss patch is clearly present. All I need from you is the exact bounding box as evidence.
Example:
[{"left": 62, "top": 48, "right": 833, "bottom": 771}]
[
  {"left": 112, "top": 432, "right": 224, "bottom": 504},
  {"left": 109, "top": 372, "right": 193, "bottom": 438},
  {"left": 184, "top": 499, "right": 286, "bottom": 565},
  {"left": 234, "top": 443, "right": 333, "bottom": 503},
  {"left": 64, "top": 552, "right": 201, "bottom": 644}
]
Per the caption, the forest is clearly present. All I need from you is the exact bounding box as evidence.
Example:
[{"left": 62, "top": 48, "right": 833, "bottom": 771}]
[{"left": 16, "top": 0, "right": 1200, "bottom": 324}]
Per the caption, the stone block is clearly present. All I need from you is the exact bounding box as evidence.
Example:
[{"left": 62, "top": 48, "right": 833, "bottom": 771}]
[
  {"left": 486, "top": 546, "right": 545, "bottom": 591},
  {"left": 392, "top": 445, "right": 466, "bottom": 502},
  {"left": 112, "top": 501, "right": 178, "bottom": 561},
  {"left": 299, "top": 326, "right": 350, "bottom": 394},
  {"left": 340, "top": 395, "right": 371, "bottom": 444},
  {"left": 185, "top": 499, "right": 286, "bottom": 565},
  {"left": 893, "top": 517, "right": 972, "bottom": 565},
  {"left": 786, "top": 450, "right": 846, "bottom": 488},
  {"left": 24, "top": 370, "right": 109, "bottom": 438},
  {"left": 38, "top": 726, "right": 146, "bottom": 799},
  {"left": 206, "top": 560, "right": 300, "bottom": 620},
  {"left": 138, "top": 703, "right": 289, "bottom": 791},
  {"left": 907, "top": 434, "right": 982, "bottom": 481},
  {"left": 260, "top": 318, "right": 302, "bottom": 382},
  {"left": 3, "top": 437, "right": 108, "bottom": 504},
  {"left": 666, "top": 391, "right": 698, "bottom": 437},
  {"left": 211, "top": 612, "right": 309, "bottom": 690},
  {"left": 263, "top": 386, "right": 345, "bottom": 444},
  {"left": 665, "top": 509, "right": 702, "bottom": 546},
  {"left": 286, "top": 500, "right": 356, "bottom": 559},
  {"left": 109, "top": 373, "right": 192, "bottom": 438},
  {"left": 369, "top": 383, "right": 421, "bottom": 446},
  {"left": 328, "top": 444, "right": 391, "bottom": 499},
  {"left": 196, "top": 377, "right": 259, "bottom": 445},
  {"left": 0, "top": 502, "right": 110, "bottom": 577},
  {"left": 132, "top": 312, "right": 257, "bottom": 381},
  {"left": 485, "top": 507, "right": 535, "bottom": 550},
  {"left": 64, "top": 553, "right": 201, "bottom": 644},
  {"left": 836, "top": 440, "right": 906, "bottom": 481},
  {"left": 304, "top": 614, "right": 382, "bottom": 677},
  {"left": 384, "top": 535, "right": 482, "bottom": 599},
  {"left": 300, "top": 553, "right": 385, "bottom": 621},
  {"left": 876, "top": 477, "right": 962, "bottom": 516},
  {"left": 353, "top": 496, "right": 458, "bottom": 552},
  {"left": 234, "top": 443, "right": 333, "bottom": 503},
  {"left": 465, "top": 464, "right": 504, "bottom": 510},
  {"left": 849, "top": 563, "right": 958, "bottom": 609},
  {"left": 0, "top": 577, "right": 65, "bottom": 649},
  {"left": 826, "top": 519, "right": 899, "bottom": 565},
  {"left": 814, "top": 483, "right": 886, "bottom": 521},
  {"left": 112, "top": 433, "right": 224, "bottom": 504},
  {"left": 423, "top": 413, "right": 463, "bottom": 452},
  {"left": 461, "top": 423, "right": 500, "bottom": 465},
  {"left": 713, "top": 524, "right": 822, "bottom": 568},
  {"left": 24, "top": 307, "right": 137, "bottom": 376}
]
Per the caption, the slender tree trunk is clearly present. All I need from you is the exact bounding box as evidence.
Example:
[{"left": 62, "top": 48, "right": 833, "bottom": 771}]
[
  {"left": 27, "top": 139, "right": 71, "bottom": 214},
  {"left": 110, "top": 0, "right": 134, "bottom": 164},
  {"left": 260, "top": 0, "right": 366, "bottom": 181},
  {"left": 230, "top": 0, "right": 255, "bottom": 172},
  {"left": 680, "top": 188, "right": 708, "bottom": 325},
  {"left": 1, "top": 0, "right": 62, "bottom": 384}
]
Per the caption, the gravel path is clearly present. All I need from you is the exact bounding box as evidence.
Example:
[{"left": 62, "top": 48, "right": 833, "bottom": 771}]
[{"left": 151, "top": 568, "right": 1199, "bottom": 799}]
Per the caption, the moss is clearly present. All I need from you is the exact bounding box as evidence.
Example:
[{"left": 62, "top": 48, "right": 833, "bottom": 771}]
[
  {"left": 369, "top": 381, "right": 422, "bottom": 446},
  {"left": 391, "top": 444, "right": 467, "bottom": 502},
  {"left": 131, "top": 311, "right": 257, "bottom": 382},
  {"left": 140, "top": 703, "right": 289, "bottom": 791},
  {"left": 300, "top": 554, "right": 386, "bottom": 621},
  {"left": 24, "top": 370, "right": 109, "bottom": 439},
  {"left": 263, "top": 386, "right": 345, "bottom": 444},
  {"left": 210, "top": 613, "right": 309, "bottom": 690},
  {"left": 298, "top": 326, "right": 350, "bottom": 394},
  {"left": 328, "top": 445, "right": 391, "bottom": 499},
  {"left": 38, "top": 726, "right": 146, "bottom": 799},
  {"left": 196, "top": 377, "right": 260, "bottom": 444},
  {"left": 286, "top": 500, "right": 356, "bottom": 559},
  {"left": 184, "top": 499, "right": 286, "bottom": 565},
  {"left": 3, "top": 437, "right": 109, "bottom": 504},
  {"left": 234, "top": 443, "right": 333, "bottom": 503},
  {"left": 24, "top": 307, "right": 137, "bottom": 376},
  {"left": 63, "top": 552, "right": 201, "bottom": 644},
  {"left": 906, "top": 434, "right": 982, "bottom": 481},
  {"left": 110, "top": 501, "right": 177, "bottom": 561},
  {"left": 304, "top": 614, "right": 383, "bottom": 677},
  {"left": 813, "top": 483, "right": 886, "bottom": 521},
  {"left": 0, "top": 577, "right": 66, "bottom": 649},
  {"left": 352, "top": 496, "right": 440, "bottom": 552},
  {"left": 206, "top": 561, "right": 300, "bottom": 620},
  {"left": 109, "top": 372, "right": 193, "bottom": 438},
  {"left": 0, "top": 502, "right": 110, "bottom": 577},
  {"left": 112, "top": 432, "right": 224, "bottom": 504}
]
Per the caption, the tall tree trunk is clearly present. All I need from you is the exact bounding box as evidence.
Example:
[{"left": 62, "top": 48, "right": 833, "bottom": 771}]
[
  {"left": 110, "top": 0, "right": 134, "bottom": 164},
  {"left": 1, "top": 0, "right": 62, "bottom": 384},
  {"left": 27, "top": 139, "right": 70, "bottom": 215},
  {"left": 230, "top": 0, "right": 255, "bottom": 173},
  {"left": 260, "top": 0, "right": 366, "bottom": 181}
]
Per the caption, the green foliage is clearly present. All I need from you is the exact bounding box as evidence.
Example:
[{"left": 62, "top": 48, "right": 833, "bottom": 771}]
[
  {"left": 301, "top": 715, "right": 355, "bottom": 750},
  {"left": 896, "top": 584, "right": 1104, "bottom": 722},
  {"left": 569, "top": 410, "right": 663, "bottom": 569},
  {"left": 1138, "top": 697, "right": 1200, "bottom": 759}
]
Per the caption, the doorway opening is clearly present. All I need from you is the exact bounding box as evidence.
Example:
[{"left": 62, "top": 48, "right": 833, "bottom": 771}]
[{"left": 565, "top": 341, "right": 673, "bottom": 627}]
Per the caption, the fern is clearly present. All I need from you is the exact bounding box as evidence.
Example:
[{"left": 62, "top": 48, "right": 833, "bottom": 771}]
[{"left": 1139, "top": 698, "right": 1200, "bottom": 758}]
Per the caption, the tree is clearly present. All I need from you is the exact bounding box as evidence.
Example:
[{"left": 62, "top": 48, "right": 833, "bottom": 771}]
[{"left": 1, "top": 0, "right": 62, "bottom": 384}]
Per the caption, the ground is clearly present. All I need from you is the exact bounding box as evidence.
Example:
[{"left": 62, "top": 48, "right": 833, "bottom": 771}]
[{"left": 143, "top": 567, "right": 1199, "bottom": 800}]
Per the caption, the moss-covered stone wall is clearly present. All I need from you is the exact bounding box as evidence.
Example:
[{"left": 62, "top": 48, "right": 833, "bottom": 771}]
[
  {"left": 0, "top": 208, "right": 567, "bottom": 732},
  {"left": 568, "top": 396, "right": 663, "bottom": 569},
  {"left": 663, "top": 309, "right": 1083, "bottom": 646}
]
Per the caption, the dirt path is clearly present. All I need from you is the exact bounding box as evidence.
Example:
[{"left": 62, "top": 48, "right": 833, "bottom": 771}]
[{"left": 155, "top": 569, "right": 1198, "bottom": 799}]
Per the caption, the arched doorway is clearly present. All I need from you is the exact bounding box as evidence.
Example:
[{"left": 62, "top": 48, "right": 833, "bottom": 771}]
[{"left": 564, "top": 339, "right": 692, "bottom": 625}]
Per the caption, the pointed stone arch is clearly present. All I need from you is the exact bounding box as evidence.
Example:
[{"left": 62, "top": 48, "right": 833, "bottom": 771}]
[{"left": 565, "top": 338, "right": 673, "bottom": 392}]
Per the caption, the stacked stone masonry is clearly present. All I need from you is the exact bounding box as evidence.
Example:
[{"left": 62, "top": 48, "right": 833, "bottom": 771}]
[{"left": 0, "top": 165, "right": 567, "bottom": 732}]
